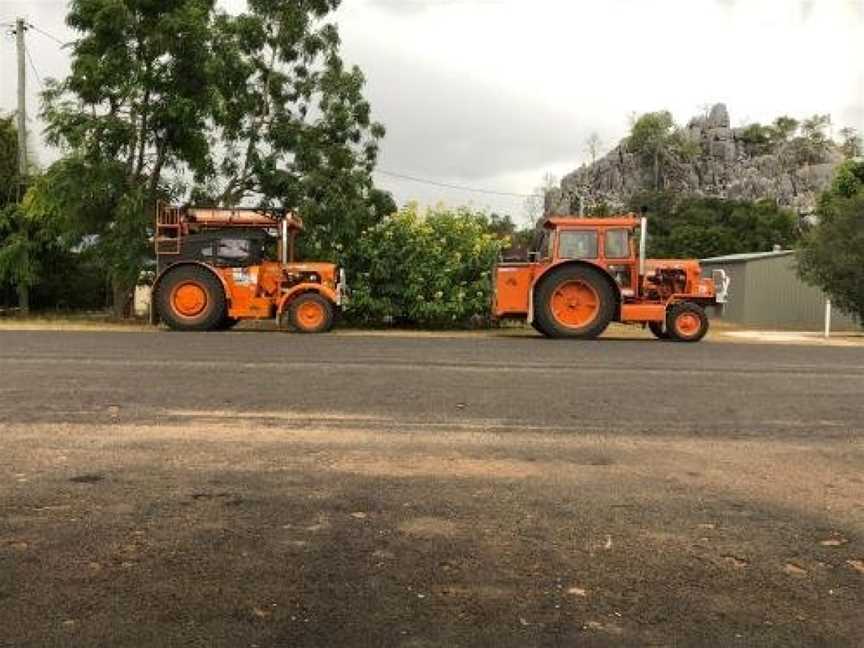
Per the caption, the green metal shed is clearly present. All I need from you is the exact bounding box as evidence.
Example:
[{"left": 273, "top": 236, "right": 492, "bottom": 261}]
[{"left": 700, "top": 250, "right": 860, "bottom": 331}]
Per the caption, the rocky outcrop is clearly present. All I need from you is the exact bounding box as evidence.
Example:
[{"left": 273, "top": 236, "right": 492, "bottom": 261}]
[{"left": 546, "top": 103, "right": 844, "bottom": 216}]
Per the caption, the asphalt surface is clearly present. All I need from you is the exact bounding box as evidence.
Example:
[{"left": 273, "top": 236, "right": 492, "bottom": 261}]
[{"left": 1, "top": 330, "right": 862, "bottom": 647}]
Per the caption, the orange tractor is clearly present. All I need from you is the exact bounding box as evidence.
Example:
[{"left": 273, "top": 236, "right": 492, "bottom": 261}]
[
  {"left": 151, "top": 203, "right": 344, "bottom": 332},
  {"left": 493, "top": 213, "right": 729, "bottom": 341}
]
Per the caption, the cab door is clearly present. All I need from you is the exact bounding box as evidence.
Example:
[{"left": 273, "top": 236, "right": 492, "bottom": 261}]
[{"left": 600, "top": 228, "right": 636, "bottom": 297}]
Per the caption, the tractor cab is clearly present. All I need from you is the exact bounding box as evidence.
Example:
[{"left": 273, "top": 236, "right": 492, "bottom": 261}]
[
  {"left": 493, "top": 214, "right": 728, "bottom": 341},
  {"left": 542, "top": 216, "right": 642, "bottom": 297}
]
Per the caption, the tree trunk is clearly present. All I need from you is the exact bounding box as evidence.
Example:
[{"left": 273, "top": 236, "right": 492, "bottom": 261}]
[
  {"left": 112, "top": 277, "right": 130, "bottom": 320},
  {"left": 17, "top": 284, "right": 29, "bottom": 316}
]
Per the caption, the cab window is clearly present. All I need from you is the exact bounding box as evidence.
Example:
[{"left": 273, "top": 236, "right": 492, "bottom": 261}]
[
  {"left": 530, "top": 229, "right": 552, "bottom": 260},
  {"left": 217, "top": 238, "right": 252, "bottom": 260},
  {"left": 558, "top": 230, "right": 598, "bottom": 259},
  {"left": 604, "top": 229, "right": 630, "bottom": 259}
]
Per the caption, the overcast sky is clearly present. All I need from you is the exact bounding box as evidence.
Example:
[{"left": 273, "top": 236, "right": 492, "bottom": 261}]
[{"left": 2, "top": 0, "right": 862, "bottom": 223}]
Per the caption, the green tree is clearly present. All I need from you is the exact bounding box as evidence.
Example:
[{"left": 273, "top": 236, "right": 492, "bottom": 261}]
[
  {"left": 787, "top": 113, "right": 832, "bottom": 166},
  {"left": 482, "top": 212, "right": 534, "bottom": 255},
  {"left": 347, "top": 204, "right": 504, "bottom": 327},
  {"left": 739, "top": 123, "right": 773, "bottom": 154},
  {"left": 769, "top": 115, "right": 799, "bottom": 144},
  {"left": 798, "top": 160, "right": 864, "bottom": 321},
  {"left": 0, "top": 202, "right": 63, "bottom": 314},
  {"left": 39, "top": 0, "right": 221, "bottom": 315},
  {"left": 738, "top": 117, "right": 799, "bottom": 156},
  {"left": 0, "top": 115, "right": 18, "bottom": 207},
  {"left": 627, "top": 111, "right": 699, "bottom": 190},
  {"left": 204, "top": 0, "right": 393, "bottom": 259},
  {"left": 838, "top": 126, "right": 862, "bottom": 159},
  {"left": 629, "top": 191, "right": 798, "bottom": 259},
  {"left": 0, "top": 115, "right": 60, "bottom": 314}
]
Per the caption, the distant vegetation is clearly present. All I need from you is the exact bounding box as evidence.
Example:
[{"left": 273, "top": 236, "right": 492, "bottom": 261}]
[
  {"left": 626, "top": 191, "right": 799, "bottom": 259},
  {"left": 798, "top": 160, "right": 864, "bottom": 321}
]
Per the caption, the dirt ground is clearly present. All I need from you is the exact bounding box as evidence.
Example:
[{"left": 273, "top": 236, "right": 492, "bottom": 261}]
[{"left": 1, "top": 330, "right": 862, "bottom": 647}]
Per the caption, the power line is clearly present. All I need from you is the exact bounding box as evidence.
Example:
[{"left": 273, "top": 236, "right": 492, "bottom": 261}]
[
  {"left": 24, "top": 41, "right": 44, "bottom": 88},
  {"left": 27, "top": 23, "right": 66, "bottom": 46},
  {"left": 374, "top": 169, "right": 542, "bottom": 198}
]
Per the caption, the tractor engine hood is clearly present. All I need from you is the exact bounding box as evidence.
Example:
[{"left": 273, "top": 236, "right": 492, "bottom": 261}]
[
  {"left": 284, "top": 262, "right": 338, "bottom": 274},
  {"left": 643, "top": 259, "right": 702, "bottom": 273}
]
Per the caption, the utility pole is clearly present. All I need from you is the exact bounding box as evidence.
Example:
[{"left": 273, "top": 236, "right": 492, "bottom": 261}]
[
  {"left": 13, "top": 17, "right": 31, "bottom": 314},
  {"left": 15, "top": 18, "right": 27, "bottom": 184}
]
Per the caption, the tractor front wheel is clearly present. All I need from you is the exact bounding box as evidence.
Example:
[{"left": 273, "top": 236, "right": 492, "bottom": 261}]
[
  {"left": 157, "top": 266, "right": 227, "bottom": 332},
  {"left": 533, "top": 266, "right": 615, "bottom": 339},
  {"left": 666, "top": 302, "right": 709, "bottom": 342},
  {"left": 289, "top": 293, "right": 335, "bottom": 334}
]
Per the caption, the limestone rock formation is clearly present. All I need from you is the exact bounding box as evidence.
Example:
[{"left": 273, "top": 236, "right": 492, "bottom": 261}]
[{"left": 546, "top": 104, "right": 844, "bottom": 217}]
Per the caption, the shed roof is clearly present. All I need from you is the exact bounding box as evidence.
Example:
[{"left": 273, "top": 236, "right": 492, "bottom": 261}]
[{"left": 701, "top": 250, "right": 794, "bottom": 263}]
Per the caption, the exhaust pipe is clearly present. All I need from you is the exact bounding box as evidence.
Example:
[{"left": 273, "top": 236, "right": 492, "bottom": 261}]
[
  {"left": 639, "top": 212, "right": 647, "bottom": 276},
  {"left": 281, "top": 218, "right": 288, "bottom": 264}
]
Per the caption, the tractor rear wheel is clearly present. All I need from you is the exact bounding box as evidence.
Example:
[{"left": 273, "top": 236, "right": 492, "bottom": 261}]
[
  {"left": 533, "top": 266, "right": 615, "bottom": 339},
  {"left": 289, "top": 293, "right": 335, "bottom": 334},
  {"left": 666, "top": 302, "right": 709, "bottom": 342},
  {"left": 648, "top": 320, "right": 668, "bottom": 339},
  {"left": 157, "top": 266, "right": 227, "bottom": 332}
]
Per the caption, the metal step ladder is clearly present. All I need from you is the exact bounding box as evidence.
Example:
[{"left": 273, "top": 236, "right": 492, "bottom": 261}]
[{"left": 155, "top": 202, "right": 182, "bottom": 255}]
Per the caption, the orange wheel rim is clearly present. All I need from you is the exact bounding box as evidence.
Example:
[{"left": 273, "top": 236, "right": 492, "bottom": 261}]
[
  {"left": 676, "top": 312, "right": 701, "bottom": 336},
  {"left": 297, "top": 301, "right": 325, "bottom": 330},
  {"left": 171, "top": 282, "right": 208, "bottom": 318},
  {"left": 550, "top": 280, "right": 600, "bottom": 328}
]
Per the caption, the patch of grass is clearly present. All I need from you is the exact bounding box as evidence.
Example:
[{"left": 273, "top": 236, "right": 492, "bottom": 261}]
[{"left": 0, "top": 310, "right": 150, "bottom": 332}]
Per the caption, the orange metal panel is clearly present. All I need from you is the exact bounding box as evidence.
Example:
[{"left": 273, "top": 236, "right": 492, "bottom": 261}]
[
  {"left": 217, "top": 266, "right": 272, "bottom": 319},
  {"left": 493, "top": 264, "right": 535, "bottom": 316},
  {"left": 620, "top": 303, "right": 666, "bottom": 323}
]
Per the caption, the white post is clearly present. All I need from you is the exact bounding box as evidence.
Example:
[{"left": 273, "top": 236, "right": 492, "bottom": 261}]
[{"left": 824, "top": 299, "right": 832, "bottom": 339}]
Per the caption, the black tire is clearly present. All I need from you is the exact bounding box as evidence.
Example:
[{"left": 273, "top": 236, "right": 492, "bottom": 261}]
[
  {"left": 532, "top": 265, "right": 616, "bottom": 339},
  {"left": 156, "top": 265, "right": 227, "bottom": 332},
  {"left": 666, "top": 302, "right": 709, "bottom": 343},
  {"left": 648, "top": 320, "right": 669, "bottom": 339},
  {"left": 289, "top": 293, "right": 335, "bottom": 334}
]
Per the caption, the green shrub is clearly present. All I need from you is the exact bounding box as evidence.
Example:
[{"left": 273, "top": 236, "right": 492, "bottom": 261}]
[{"left": 345, "top": 204, "right": 505, "bottom": 327}]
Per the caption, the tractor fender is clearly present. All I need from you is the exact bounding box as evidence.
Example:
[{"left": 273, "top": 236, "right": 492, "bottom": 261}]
[
  {"left": 150, "top": 262, "right": 231, "bottom": 325},
  {"left": 276, "top": 283, "right": 339, "bottom": 317},
  {"left": 528, "top": 260, "right": 622, "bottom": 324}
]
